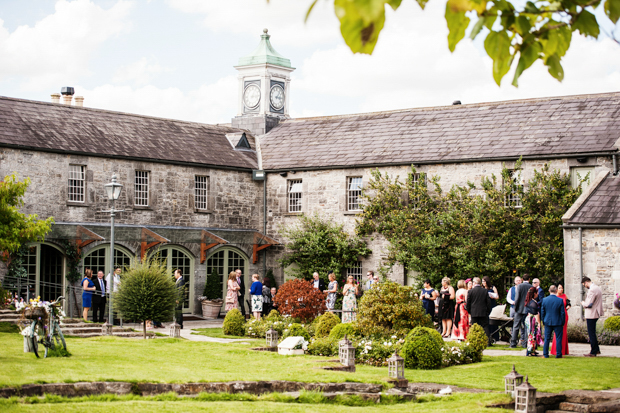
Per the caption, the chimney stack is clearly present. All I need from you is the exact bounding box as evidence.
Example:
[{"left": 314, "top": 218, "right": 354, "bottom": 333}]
[
  {"left": 74, "top": 96, "right": 84, "bottom": 107},
  {"left": 61, "top": 86, "right": 75, "bottom": 105},
  {"left": 51, "top": 93, "right": 60, "bottom": 104}
]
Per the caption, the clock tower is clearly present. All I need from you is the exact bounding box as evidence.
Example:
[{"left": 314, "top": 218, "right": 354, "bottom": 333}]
[{"left": 232, "top": 29, "right": 294, "bottom": 136}]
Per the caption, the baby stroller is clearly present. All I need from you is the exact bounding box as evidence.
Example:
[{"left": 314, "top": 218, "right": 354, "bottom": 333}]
[{"left": 489, "top": 304, "right": 513, "bottom": 344}]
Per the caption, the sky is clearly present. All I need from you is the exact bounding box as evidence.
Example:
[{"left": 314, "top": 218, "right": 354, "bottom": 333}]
[{"left": 1, "top": 0, "right": 619, "bottom": 125}]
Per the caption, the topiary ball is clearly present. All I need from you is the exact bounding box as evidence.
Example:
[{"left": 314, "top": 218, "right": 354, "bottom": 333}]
[
  {"left": 223, "top": 308, "right": 246, "bottom": 336},
  {"left": 329, "top": 323, "right": 357, "bottom": 341},
  {"left": 401, "top": 326, "right": 443, "bottom": 370},
  {"left": 265, "top": 310, "right": 282, "bottom": 321},
  {"left": 603, "top": 316, "right": 620, "bottom": 332},
  {"left": 283, "top": 323, "right": 310, "bottom": 341},
  {"left": 465, "top": 323, "right": 488, "bottom": 362},
  {"left": 316, "top": 312, "right": 340, "bottom": 338}
]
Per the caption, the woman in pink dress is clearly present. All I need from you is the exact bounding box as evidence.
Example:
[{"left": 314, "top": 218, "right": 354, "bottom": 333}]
[
  {"left": 451, "top": 280, "right": 469, "bottom": 341},
  {"left": 551, "top": 283, "right": 570, "bottom": 355},
  {"left": 225, "top": 271, "right": 240, "bottom": 311}
]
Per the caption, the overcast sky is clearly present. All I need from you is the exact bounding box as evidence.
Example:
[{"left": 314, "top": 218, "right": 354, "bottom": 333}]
[{"left": 1, "top": 0, "right": 619, "bottom": 124}]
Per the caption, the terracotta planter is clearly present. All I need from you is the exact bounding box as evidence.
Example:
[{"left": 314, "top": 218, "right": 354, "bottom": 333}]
[{"left": 201, "top": 300, "right": 222, "bottom": 319}]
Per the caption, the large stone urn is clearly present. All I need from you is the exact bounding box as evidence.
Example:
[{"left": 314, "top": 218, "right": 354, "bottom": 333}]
[{"left": 201, "top": 300, "right": 222, "bottom": 319}]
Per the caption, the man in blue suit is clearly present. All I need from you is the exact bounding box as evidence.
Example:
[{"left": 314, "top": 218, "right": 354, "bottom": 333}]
[{"left": 541, "top": 285, "right": 566, "bottom": 358}]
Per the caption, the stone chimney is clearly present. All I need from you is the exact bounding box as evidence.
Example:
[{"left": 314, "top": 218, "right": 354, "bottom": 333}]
[
  {"left": 51, "top": 93, "right": 60, "bottom": 104},
  {"left": 62, "top": 94, "right": 73, "bottom": 105},
  {"left": 60, "top": 86, "right": 75, "bottom": 105},
  {"left": 74, "top": 96, "right": 84, "bottom": 107}
]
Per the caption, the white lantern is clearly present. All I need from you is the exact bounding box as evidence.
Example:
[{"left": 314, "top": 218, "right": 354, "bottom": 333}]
[
  {"left": 339, "top": 335, "right": 355, "bottom": 367},
  {"left": 169, "top": 321, "right": 181, "bottom": 338},
  {"left": 515, "top": 375, "right": 537, "bottom": 413},
  {"left": 104, "top": 174, "right": 123, "bottom": 200},
  {"left": 504, "top": 364, "right": 524, "bottom": 396},
  {"left": 266, "top": 328, "right": 278, "bottom": 348},
  {"left": 388, "top": 351, "right": 405, "bottom": 379}
]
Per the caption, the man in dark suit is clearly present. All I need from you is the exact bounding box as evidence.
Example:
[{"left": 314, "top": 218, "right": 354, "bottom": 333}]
[
  {"left": 541, "top": 285, "right": 566, "bottom": 358},
  {"left": 312, "top": 271, "right": 327, "bottom": 292},
  {"left": 510, "top": 273, "right": 533, "bottom": 348},
  {"left": 466, "top": 277, "right": 492, "bottom": 345},
  {"left": 174, "top": 269, "right": 185, "bottom": 329},
  {"left": 91, "top": 270, "right": 107, "bottom": 323},
  {"left": 235, "top": 268, "right": 246, "bottom": 316}
]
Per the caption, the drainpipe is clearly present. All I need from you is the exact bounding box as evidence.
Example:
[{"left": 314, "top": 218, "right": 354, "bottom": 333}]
[
  {"left": 263, "top": 173, "right": 267, "bottom": 278},
  {"left": 579, "top": 227, "right": 584, "bottom": 321},
  {"left": 613, "top": 154, "right": 618, "bottom": 176}
]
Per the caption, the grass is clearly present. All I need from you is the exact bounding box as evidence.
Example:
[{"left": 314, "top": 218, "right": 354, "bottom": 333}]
[
  {"left": 191, "top": 327, "right": 251, "bottom": 340},
  {"left": 489, "top": 344, "right": 525, "bottom": 351},
  {"left": 0, "top": 322, "right": 20, "bottom": 334},
  {"left": 0, "top": 392, "right": 513, "bottom": 412},
  {"left": 1, "top": 330, "right": 619, "bottom": 394}
]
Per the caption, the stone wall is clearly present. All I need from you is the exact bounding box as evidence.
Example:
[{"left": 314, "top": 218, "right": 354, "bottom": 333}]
[{"left": 564, "top": 227, "right": 620, "bottom": 320}]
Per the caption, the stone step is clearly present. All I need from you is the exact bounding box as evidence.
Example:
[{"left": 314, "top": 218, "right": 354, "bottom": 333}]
[
  {"left": 546, "top": 410, "right": 574, "bottom": 413},
  {"left": 563, "top": 390, "right": 620, "bottom": 405},
  {"left": 559, "top": 402, "right": 591, "bottom": 412},
  {"left": 0, "top": 313, "right": 19, "bottom": 318}
]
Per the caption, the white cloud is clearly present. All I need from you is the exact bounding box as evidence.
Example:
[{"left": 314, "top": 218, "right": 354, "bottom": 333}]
[
  {"left": 0, "top": 0, "right": 133, "bottom": 91},
  {"left": 112, "top": 57, "right": 172, "bottom": 86}
]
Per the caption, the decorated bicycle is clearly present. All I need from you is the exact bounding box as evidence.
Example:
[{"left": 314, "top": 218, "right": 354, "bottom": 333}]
[{"left": 18, "top": 296, "right": 67, "bottom": 358}]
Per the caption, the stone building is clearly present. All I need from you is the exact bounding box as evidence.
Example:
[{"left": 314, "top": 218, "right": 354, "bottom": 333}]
[{"left": 1, "top": 29, "right": 620, "bottom": 318}]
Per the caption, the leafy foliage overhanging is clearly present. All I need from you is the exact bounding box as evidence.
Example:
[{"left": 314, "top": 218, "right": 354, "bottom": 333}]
[
  {"left": 279, "top": 213, "right": 371, "bottom": 281},
  {"left": 305, "top": 0, "right": 620, "bottom": 86},
  {"left": 356, "top": 161, "right": 583, "bottom": 290}
]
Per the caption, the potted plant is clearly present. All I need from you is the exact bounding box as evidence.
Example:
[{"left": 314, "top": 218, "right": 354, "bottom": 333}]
[{"left": 198, "top": 269, "right": 223, "bottom": 319}]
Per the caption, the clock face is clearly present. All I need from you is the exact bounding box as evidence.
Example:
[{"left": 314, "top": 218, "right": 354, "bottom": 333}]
[
  {"left": 270, "top": 85, "right": 285, "bottom": 110},
  {"left": 243, "top": 84, "right": 260, "bottom": 109}
]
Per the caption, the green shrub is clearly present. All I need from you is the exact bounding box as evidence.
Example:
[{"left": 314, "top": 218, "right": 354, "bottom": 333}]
[
  {"left": 316, "top": 312, "right": 340, "bottom": 338},
  {"left": 441, "top": 341, "right": 478, "bottom": 367},
  {"left": 307, "top": 337, "right": 338, "bottom": 356},
  {"left": 357, "top": 280, "right": 432, "bottom": 337},
  {"left": 566, "top": 321, "right": 589, "bottom": 343},
  {"left": 283, "top": 323, "right": 310, "bottom": 341},
  {"left": 604, "top": 316, "right": 620, "bottom": 332},
  {"left": 357, "top": 337, "right": 404, "bottom": 367},
  {"left": 401, "top": 327, "right": 443, "bottom": 370},
  {"left": 465, "top": 324, "right": 488, "bottom": 362},
  {"left": 202, "top": 268, "right": 222, "bottom": 300},
  {"left": 329, "top": 323, "right": 357, "bottom": 341},
  {"left": 223, "top": 308, "right": 246, "bottom": 336},
  {"left": 265, "top": 310, "right": 282, "bottom": 321},
  {"left": 245, "top": 315, "right": 287, "bottom": 338}
]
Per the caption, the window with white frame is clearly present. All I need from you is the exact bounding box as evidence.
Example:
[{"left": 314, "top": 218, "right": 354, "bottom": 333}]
[
  {"left": 134, "top": 170, "right": 149, "bottom": 206},
  {"left": 347, "top": 261, "right": 363, "bottom": 284},
  {"left": 570, "top": 167, "right": 594, "bottom": 193},
  {"left": 410, "top": 173, "right": 426, "bottom": 207},
  {"left": 505, "top": 170, "right": 523, "bottom": 208},
  {"left": 195, "top": 175, "right": 209, "bottom": 210},
  {"left": 347, "top": 177, "right": 363, "bottom": 211},
  {"left": 68, "top": 165, "right": 85, "bottom": 202},
  {"left": 288, "top": 179, "right": 302, "bottom": 212}
]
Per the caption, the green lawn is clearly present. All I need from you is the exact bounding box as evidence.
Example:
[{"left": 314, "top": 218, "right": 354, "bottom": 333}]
[{"left": 191, "top": 327, "right": 262, "bottom": 341}]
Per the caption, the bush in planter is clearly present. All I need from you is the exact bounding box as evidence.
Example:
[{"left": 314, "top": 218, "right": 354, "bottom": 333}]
[
  {"left": 329, "top": 323, "right": 357, "bottom": 340},
  {"left": 307, "top": 337, "right": 338, "bottom": 356},
  {"left": 223, "top": 308, "right": 246, "bottom": 336},
  {"left": 401, "top": 327, "right": 443, "bottom": 369},
  {"left": 604, "top": 316, "right": 620, "bottom": 332},
  {"left": 283, "top": 323, "right": 310, "bottom": 341},
  {"left": 465, "top": 324, "right": 488, "bottom": 362},
  {"left": 316, "top": 312, "right": 340, "bottom": 338}
]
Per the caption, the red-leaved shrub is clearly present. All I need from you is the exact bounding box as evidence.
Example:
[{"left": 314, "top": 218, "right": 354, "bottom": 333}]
[{"left": 273, "top": 279, "right": 326, "bottom": 322}]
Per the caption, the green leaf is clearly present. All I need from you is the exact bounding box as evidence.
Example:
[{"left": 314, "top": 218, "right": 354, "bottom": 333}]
[
  {"left": 334, "top": 0, "right": 387, "bottom": 54},
  {"left": 513, "top": 15, "right": 531, "bottom": 36},
  {"left": 470, "top": 17, "right": 486, "bottom": 39},
  {"left": 446, "top": 0, "right": 471, "bottom": 52},
  {"left": 387, "top": 0, "right": 403, "bottom": 9},
  {"left": 524, "top": 1, "right": 540, "bottom": 13},
  {"left": 545, "top": 54, "right": 564, "bottom": 81},
  {"left": 484, "top": 30, "right": 513, "bottom": 85},
  {"left": 605, "top": 0, "right": 620, "bottom": 23},
  {"left": 512, "top": 41, "right": 542, "bottom": 87},
  {"left": 572, "top": 10, "right": 600, "bottom": 38},
  {"left": 305, "top": 0, "right": 319, "bottom": 22},
  {"left": 412, "top": 0, "right": 428, "bottom": 9}
]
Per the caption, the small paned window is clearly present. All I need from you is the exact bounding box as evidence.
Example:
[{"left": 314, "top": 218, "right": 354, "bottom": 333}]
[
  {"left": 68, "top": 165, "right": 85, "bottom": 202},
  {"left": 347, "top": 177, "right": 363, "bottom": 211},
  {"left": 505, "top": 170, "right": 523, "bottom": 208},
  {"left": 410, "top": 173, "right": 426, "bottom": 207},
  {"left": 570, "top": 167, "right": 594, "bottom": 193},
  {"left": 135, "top": 170, "right": 149, "bottom": 206},
  {"left": 195, "top": 176, "right": 208, "bottom": 210},
  {"left": 346, "top": 261, "right": 363, "bottom": 284},
  {"left": 288, "top": 179, "right": 303, "bottom": 213}
]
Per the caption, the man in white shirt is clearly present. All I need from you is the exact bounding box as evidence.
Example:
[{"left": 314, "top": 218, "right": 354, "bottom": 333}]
[
  {"left": 365, "top": 271, "right": 374, "bottom": 291},
  {"left": 106, "top": 267, "right": 121, "bottom": 294},
  {"left": 506, "top": 276, "right": 522, "bottom": 318},
  {"left": 312, "top": 271, "right": 326, "bottom": 292}
]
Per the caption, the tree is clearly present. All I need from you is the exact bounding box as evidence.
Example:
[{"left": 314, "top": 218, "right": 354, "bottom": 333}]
[
  {"left": 272, "top": 279, "right": 327, "bottom": 322},
  {"left": 114, "top": 259, "right": 177, "bottom": 339},
  {"left": 0, "top": 173, "right": 54, "bottom": 255},
  {"left": 279, "top": 212, "right": 371, "bottom": 281},
  {"left": 202, "top": 268, "right": 223, "bottom": 300},
  {"left": 305, "top": 0, "right": 620, "bottom": 86},
  {"left": 357, "top": 162, "right": 582, "bottom": 290}
]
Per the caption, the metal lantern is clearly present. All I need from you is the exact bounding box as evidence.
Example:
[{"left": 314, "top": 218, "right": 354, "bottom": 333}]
[
  {"left": 504, "top": 364, "right": 524, "bottom": 395},
  {"left": 339, "top": 335, "right": 355, "bottom": 367},
  {"left": 169, "top": 321, "right": 181, "bottom": 338},
  {"left": 387, "top": 351, "right": 405, "bottom": 379},
  {"left": 266, "top": 328, "right": 278, "bottom": 348},
  {"left": 104, "top": 174, "right": 123, "bottom": 201},
  {"left": 101, "top": 320, "right": 113, "bottom": 336},
  {"left": 515, "top": 375, "right": 537, "bottom": 413}
]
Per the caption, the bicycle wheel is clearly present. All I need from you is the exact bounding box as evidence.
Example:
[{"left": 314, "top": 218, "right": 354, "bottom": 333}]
[
  {"left": 29, "top": 321, "right": 39, "bottom": 358},
  {"left": 30, "top": 321, "right": 48, "bottom": 358},
  {"left": 53, "top": 323, "right": 66, "bottom": 351}
]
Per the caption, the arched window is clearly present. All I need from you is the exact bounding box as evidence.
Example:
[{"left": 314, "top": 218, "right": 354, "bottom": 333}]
[
  {"left": 82, "top": 244, "right": 133, "bottom": 277},
  {"left": 206, "top": 247, "right": 249, "bottom": 306},
  {"left": 150, "top": 246, "right": 194, "bottom": 312},
  {"left": 13, "top": 243, "right": 65, "bottom": 302}
]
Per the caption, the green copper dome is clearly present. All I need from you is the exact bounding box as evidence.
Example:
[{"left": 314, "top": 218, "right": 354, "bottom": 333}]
[{"left": 237, "top": 29, "right": 292, "bottom": 68}]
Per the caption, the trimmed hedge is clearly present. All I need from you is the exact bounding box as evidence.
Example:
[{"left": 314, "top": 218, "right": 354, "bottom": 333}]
[
  {"left": 223, "top": 308, "right": 246, "bottom": 336},
  {"left": 329, "top": 323, "right": 357, "bottom": 341},
  {"left": 604, "top": 316, "right": 620, "bottom": 332},
  {"left": 283, "top": 323, "right": 310, "bottom": 341},
  {"left": 316, "top": 312, "right": 340, "bottom": 338},
  {"left": 465, "top": 324, "right": 488, "bottom": 362},
  {"left": 401, "top": 327, "right": 443, "bottom": 370}
]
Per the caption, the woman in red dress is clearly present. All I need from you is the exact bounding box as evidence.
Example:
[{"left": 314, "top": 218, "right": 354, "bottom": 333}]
[
  {"left": 451, "top": 280, "right": 469, "bottom": 341},
  {"left": 551, "top": 283, "right": 570, "bottom": 355}
]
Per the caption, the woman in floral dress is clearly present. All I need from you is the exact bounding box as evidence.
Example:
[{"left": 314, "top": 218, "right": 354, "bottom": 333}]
[
  {"left": 225, "top": 271, "right": 240, "bottom": 312},
  {"left": 451, "top": 280, "right": 469, "bottom": 341},
  {"left": 524, "top": 287, "right": 542, "bottom": 356},
  {"left": 342, "top": 276, "right": 358, "bottom": 323},
  {"left": 325, "top": 272, "right": 338, "bottom": 312}
]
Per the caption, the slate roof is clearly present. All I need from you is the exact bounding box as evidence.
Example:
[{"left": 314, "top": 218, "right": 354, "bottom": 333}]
[
  {"left": 0, "top": 96, "right": 257, "bottom": 170},
  {"left": 567, "top": 174, "right": 620, "bottom": 225},
  {"left": 261, "top": 92, "right": 620, "bottom": 170}
]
